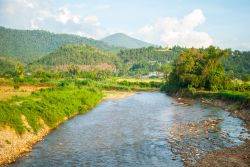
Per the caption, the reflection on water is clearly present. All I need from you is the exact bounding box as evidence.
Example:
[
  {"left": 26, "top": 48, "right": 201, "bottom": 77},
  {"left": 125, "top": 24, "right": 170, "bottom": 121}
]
[{"left": 10, "top": 92, "right": 249, "bottom": 167}]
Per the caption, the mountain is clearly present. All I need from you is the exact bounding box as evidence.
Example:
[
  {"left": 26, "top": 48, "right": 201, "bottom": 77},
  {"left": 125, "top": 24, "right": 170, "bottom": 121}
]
[
  {"left": 31, "top": 44, "right": 120, "bottom": 71},
  {"left": 101, "top": 33, "right": 154, "bottom": 48},
  {"left": 0, "top": 26, "right": 121, "bottom": 63}
]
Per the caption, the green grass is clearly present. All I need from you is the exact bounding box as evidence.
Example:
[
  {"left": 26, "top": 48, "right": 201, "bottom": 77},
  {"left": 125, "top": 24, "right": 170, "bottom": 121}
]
[
  {"left": 0, "top": 78, "right": 163, "bottom": 134},
  {"left": 217, "top": 90, "right": 250, "bottom": 102},
  {"left": 74, "top": 79, "right": 163, "bottom": 91},
  {"left": 0, "top": 84, "right": 103, "bottom": 134}
]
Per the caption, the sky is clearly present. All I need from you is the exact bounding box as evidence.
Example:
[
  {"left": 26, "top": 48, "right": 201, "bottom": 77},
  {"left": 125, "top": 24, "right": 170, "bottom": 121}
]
[{"left": 0, "top": 0, "right": 250, "bottom": 50}]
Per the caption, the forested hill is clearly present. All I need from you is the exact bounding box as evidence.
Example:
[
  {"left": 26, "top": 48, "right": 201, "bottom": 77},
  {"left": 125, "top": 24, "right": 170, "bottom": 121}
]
[
  {"left": 222, "top": 50, "right": 250, "bottom": 81},
  {"left": 33, "top": 44, "right": 120, "bottom": 71},
  {"left": 117, "top": 46, "right": 183, "bottom": 76},
  {"left": 101, "top": 33, "right": 154, "bottom": 48},
  {"left": 0, "top": 26, "right": 120, "bottom": 63}
]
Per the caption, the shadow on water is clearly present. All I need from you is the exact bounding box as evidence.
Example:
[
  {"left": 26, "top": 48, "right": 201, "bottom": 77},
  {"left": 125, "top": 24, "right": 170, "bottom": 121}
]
[{"left": 10, "top": 92, "right": 249, "bottom": 167}]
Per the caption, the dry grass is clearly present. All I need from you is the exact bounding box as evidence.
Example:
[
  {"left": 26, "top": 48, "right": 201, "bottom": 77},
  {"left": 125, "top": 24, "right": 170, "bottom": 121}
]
[
  {"left": 0, "top": 85, "right": 49, "bottom": 100},
  {"left": 103, "top": 90, "right": 135, "bottom": 100}
]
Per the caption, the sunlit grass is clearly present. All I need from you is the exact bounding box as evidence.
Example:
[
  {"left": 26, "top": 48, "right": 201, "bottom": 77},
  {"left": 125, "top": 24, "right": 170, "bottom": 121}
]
[{"left": 0, "top": 84, "right": 103, "bottom": 134}]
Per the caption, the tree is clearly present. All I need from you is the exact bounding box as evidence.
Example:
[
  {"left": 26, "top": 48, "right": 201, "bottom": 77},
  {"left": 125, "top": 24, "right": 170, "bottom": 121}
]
[
  {"left": 167, "top": 46, "right": 230, "bottom": 91},
  {"left": 161, "top": 64, "right": 172, "bottom": 80},
  {"left": 13, "top": 63, "right": 24, "bottom": 89},
  {"left": 68, "top": 64, "right": 80, "bottom": 78}
]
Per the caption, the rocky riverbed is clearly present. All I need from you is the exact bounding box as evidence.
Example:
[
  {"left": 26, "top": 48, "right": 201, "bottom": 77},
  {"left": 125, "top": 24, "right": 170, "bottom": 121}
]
[{"left": 170, "top": 97, "right": 250, "bottom": 167}]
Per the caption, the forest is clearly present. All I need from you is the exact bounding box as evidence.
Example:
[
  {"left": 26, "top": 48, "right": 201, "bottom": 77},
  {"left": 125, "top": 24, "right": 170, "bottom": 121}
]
[{"left": 0, "top": 27, "right": 249, "bottom": 81}]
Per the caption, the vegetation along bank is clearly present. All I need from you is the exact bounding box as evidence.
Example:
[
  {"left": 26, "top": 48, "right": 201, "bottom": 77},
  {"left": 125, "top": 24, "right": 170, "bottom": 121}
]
[{"left": 0, "top": 78, "right": 162, "bottom": 165}]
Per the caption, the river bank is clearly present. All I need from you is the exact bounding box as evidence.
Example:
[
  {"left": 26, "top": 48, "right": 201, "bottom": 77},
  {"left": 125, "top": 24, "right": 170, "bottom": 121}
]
[
  {"left": 0, "top": 90, "right": 135, "bottom": 166},
  {"left": 1, "top": 88, "right": 249, "bottom": 166},
  {"left": 171, "top": 95, "right": 250, "bottom": 167},
  {"left": 194, "top": 97, "right": 250, "bottom": 167},
  {"left": 0, "top": 77, "right": 162, "bottom": 166}
]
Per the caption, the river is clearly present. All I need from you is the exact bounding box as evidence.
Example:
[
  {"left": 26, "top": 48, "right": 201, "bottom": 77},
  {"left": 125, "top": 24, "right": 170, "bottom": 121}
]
[{"left": 10, "top": 92, "right": 249, "bottom": 167}]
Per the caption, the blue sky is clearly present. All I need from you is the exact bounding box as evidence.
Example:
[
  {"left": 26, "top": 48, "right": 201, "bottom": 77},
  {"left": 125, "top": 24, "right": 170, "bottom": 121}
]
[{"left": 0, "top": 0, "right": 250, "bottom": 50}]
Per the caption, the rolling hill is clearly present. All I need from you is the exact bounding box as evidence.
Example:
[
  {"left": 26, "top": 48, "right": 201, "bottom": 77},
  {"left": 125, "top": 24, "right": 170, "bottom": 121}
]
[
  {"left": 31, "top": 44, "right": 120, "bottom": 71},
  {"left": 0, "top": 27, "right": 121, "bottom": 63},
  {"left": 101, "top": 33, "right": 154, "bottom": 48}
]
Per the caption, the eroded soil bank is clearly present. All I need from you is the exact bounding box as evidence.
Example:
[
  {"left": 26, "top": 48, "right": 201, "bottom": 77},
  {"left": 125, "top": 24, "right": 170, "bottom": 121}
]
[{"left": 0, "top": 119, "right": 50, "bottom": 165}]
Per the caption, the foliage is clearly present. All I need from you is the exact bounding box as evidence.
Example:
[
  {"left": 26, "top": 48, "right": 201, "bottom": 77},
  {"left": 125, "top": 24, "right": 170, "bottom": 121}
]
[
  {"left": 167, "top": 46, "right": 231, "bottom": 91},
  {"left": 0, "top": 57, "right": 17, "bottom": 77},
  {"left": 78, "top": 70, "right": 113, "bottom": 80},
  {"left": 68, "top": 64, "right": 80, "bottom": 78},
  {"left": 117, "top": 46, "right": 183, "bottom": 76},
  {"left": 222, "top": 50, "right": 250, "bottom": 81},
  {"left": 33, "top": 44, "right": 120, "bottom": 68},
  {"left": 117, "top": 80, "right": 163, "bottom": 88},
  {"left": 74, "top": 78, "right": 163, "bottom": 91},
  {"left": 217, "top": 90, "right": 250, "bottom": 102},
  {"left": 160, "top": 64, "right": 173, "bottom": 80},
  {"left": 13, "top": 63, "right": 25, "bottom": 89}
]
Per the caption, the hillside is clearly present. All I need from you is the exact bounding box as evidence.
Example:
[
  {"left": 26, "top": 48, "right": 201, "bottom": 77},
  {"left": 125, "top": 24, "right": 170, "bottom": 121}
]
[
  {"left": 117, "top": 46, "right": 183, "bottom": 76},
  {"left": 32, "top": 44, "right": 120, "bottom": 71},
  {"left": 222, "top": 50, "right": 250, "bottom": 81},
  {"left": 0, "top": 27, "right": 120, "bottom": 63},
  {"left": 101, "top": 33, "right": 154, "bottom": 48}
]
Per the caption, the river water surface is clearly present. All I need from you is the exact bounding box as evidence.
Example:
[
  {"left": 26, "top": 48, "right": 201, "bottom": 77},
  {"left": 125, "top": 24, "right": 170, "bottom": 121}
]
[{"left": 10, "top": 92, "right": 249, "bottom": 167}]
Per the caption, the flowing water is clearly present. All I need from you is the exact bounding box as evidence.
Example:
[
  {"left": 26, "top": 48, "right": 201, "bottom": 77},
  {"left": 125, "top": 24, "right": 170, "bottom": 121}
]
[{"left": 10, "top": 92, "right": 249, "bottom": 167}]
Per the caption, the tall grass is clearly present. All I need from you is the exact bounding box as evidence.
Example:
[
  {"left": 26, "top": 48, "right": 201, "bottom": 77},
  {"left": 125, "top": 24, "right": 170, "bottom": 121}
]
[{"left": 74, "top": 79, "right": 163, "bottom": 91}]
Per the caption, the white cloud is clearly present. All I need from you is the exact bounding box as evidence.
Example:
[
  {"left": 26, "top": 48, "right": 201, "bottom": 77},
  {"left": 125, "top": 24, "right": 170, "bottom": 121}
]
[
  {"left": 0, "top": 0, "right": 109, "bottom": 39},
  {"left": 83, "top": 15, "right": 100, "bottom": 26},
  {"left": 136, "top": 9, "right": 213, "bottom": 48},
  {"left": 55, "top": 6, "right": 73, "bottom": 24}
]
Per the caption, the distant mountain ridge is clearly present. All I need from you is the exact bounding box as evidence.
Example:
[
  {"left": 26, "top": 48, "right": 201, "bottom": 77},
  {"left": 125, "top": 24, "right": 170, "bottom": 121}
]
[
  {"left": 0, "top": 26, "right": 121, "bottom": 63},
  {"left": 101, "top": 33, "right": 154, "bottom": 48}
]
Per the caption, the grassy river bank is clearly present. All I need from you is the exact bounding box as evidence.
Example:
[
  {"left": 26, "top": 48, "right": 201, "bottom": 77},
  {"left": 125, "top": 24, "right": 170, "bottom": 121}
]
[{"left": 0, "top": 78, "right": 162, "bottom": 165}]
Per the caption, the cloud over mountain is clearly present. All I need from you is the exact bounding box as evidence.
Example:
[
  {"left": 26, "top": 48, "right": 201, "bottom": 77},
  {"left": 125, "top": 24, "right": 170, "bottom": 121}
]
[
  {"left": 136, "top": 9, "right": 213, "bottom": 48},
  {"left": 0, "top": 0, "right": 109, "bottom": 39}
]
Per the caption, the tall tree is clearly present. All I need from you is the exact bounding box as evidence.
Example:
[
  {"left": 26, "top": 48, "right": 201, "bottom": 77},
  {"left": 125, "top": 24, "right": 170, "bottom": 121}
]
[{"left": 168, "top": 46, "right": 230, "bottom": 91}]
